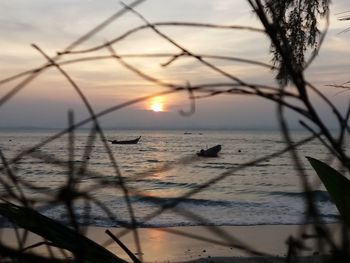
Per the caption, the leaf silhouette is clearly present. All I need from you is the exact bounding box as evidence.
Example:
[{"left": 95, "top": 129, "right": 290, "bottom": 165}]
[
  {"left": 0, "top": 202, "right": 127, "bottom": 263},
  {"left": 307, "top": 156, "right": 350, "bottom": 227}
]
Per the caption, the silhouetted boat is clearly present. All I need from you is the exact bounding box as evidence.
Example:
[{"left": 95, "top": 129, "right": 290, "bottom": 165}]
[
  {"left": 109, "top": 136, "right": 141, "bottom": 145},
  {"left": 197, "top": 144, "right": 221, "bottom": 157}
]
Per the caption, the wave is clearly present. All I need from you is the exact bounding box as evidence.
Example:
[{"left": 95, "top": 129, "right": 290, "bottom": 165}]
[
  {"left": 320, "top": 213, "right": 340, "bottom": 219},
  {"left": 138, "top": 147, "right": 159, "bottom": 152},
  {"left": 269, "top": 190, "right": 331, "bottom": 202},
  {"left": 197, "top": 164, "right": 230, "bottom": 169},
  {"left": 132, "top": 195, "right": 233, "bottom": 207},
  {"left": 132, "top": 178, "right": 199, "bottom": 189},
  {"left": 0, "top": 196, "right": 339, "bottom": 228},
  {"left": 146, "top": 159, "right": 160, "bottom": 163}
]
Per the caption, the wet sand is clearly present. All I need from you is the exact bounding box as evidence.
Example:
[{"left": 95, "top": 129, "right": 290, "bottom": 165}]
[{"left": 1, "top": 224, "right": 340, "bottom": 262}]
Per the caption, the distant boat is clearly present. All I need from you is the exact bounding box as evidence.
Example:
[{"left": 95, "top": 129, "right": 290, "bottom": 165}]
[
  {"left": 197, "top": 144, "right": 221, "bottom": 157},
  {"left": 108, "top": 136, "right": 141, "bottom": 145}
]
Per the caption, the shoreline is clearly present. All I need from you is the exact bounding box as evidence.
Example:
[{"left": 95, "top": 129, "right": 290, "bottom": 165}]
[{"left": 1, "top": 224, "right": 341, "bottom": 262}]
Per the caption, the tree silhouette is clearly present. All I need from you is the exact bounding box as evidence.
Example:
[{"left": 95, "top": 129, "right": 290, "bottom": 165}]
[{"left": 263, "top": 0, "right": 330, "bottom": 85}]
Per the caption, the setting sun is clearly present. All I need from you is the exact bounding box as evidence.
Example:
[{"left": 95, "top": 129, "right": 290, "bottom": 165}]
[
  {"left": 149, "top": 97, "right": 166, "bottom": 112},
  {"left": 150, "top": 102, "right": 163, "bottom": 112}
]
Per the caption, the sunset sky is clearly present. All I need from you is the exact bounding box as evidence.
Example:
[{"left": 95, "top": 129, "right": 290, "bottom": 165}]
[{"left": 0, "top": 0, "right": 349, "bottom": 129}]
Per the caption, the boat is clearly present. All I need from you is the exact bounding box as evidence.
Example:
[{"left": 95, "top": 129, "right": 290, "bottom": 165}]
[
  {"left": 197, "top": 144, "right": 221, "bottom": 157},
  {"left": 108, "top": 136, "right": 141, "bottom": 145}
]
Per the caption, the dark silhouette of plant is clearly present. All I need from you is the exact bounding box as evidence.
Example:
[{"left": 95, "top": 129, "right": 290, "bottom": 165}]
[
  {"left": 0, "top": 0, "right": 349, "bottom": 262},
  {"left": 263, "top": 0, "right": 330, "bottom": 85}
]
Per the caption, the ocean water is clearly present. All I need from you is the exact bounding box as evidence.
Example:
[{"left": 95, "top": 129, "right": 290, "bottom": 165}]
[{"left": 0, "top": 129, "right": 340, "bottom": 227}]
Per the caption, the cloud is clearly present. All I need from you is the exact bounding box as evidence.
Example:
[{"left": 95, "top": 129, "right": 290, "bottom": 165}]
[{"left": 0, "top": 0, "right": 348, "bottom": 129}]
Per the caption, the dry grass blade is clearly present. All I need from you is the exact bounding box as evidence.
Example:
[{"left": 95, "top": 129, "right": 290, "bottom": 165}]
[
  {"left": 0, "top": 0, "right": 145, "bottom": 108},
  {"left": 106, "top": 230, "right": 141, "bottom": 263},
  {"left": 1, "top": 1, "right": 350, "bottom": 262}
]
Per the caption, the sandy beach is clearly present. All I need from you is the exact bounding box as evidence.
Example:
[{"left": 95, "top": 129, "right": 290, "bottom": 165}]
[{"left": 1, "top": 224, "right": 340, "bottom": 262}]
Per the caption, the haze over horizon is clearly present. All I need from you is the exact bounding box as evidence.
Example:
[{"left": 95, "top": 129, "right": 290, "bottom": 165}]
[{"left": 0, "top": 0, "right": 349, "bottom": 130}]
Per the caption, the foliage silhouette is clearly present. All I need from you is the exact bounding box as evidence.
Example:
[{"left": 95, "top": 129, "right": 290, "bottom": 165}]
[{"left": 0, "top": 0, "right": 349, "bottom": 263}]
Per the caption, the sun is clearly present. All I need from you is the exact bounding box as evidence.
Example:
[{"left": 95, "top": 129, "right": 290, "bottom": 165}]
[{"left": 150, "top": 102, "right": 163, "bottom": 112}]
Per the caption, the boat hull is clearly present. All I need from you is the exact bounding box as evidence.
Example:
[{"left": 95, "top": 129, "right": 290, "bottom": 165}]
[
  {"left": 197, "top": 144, "right": 221, "bottom": 157},
  {"left": 110, "top": 136, "right": 141, "bottom": 145}
]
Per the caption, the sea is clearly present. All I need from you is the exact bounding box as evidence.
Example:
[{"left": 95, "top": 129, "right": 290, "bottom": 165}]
[{"left": 0, "top": 129, "right": 340, "bottom": 227}]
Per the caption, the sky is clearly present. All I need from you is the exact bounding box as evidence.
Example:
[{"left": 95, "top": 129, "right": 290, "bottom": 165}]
[{"left": 0, "top": 0, "right": 349, "bottom": 130}]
